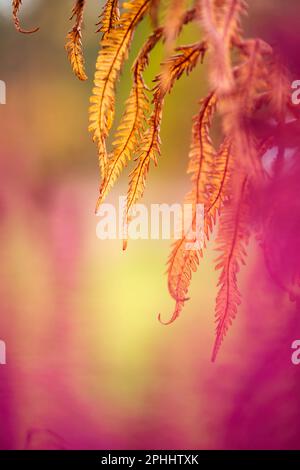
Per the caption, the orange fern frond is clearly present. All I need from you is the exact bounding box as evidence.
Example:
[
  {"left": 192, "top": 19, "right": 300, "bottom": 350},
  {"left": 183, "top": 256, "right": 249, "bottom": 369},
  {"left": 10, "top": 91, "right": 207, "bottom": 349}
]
[
  {"left": 96, "top": 28, "right": 163, "bottom": 208},
  {"left": 205, "top": 138, "right": 231, "bottom": 236},
  {"left": 164, "top": 0, "right": 187, "bottom": 52},
  {"left": 160, "top": 93, "right": 217, "bottom": 324},
  {"left": 89, "top": 0, "right": 151, "bottom": 181},
  {"left": 65, "top": 0, "right": 88, "bottom": 81},
  {"left": 12, "top": 0, "right": 39, "bottom": 34},
  {"left": 126, "top": 41, "right": 206, "bottom": 222},
  {"left": 97, "top": 0, "right": 120, "bottom": 35},
  {"left": 149, "top": 0, "right": 161, "bottom": 28},
  {"left": 126, "top": 100, "right": 162, "bottom": 216},
  {"left": 158, "top": 41, "right": 207, "bottom": 97},
  {"left": 212, "top": 174, "right": 250, "bottom": 361}
]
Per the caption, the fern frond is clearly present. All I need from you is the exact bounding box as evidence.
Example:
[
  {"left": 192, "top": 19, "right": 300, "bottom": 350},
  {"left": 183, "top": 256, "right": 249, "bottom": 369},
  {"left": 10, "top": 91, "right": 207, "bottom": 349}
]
[
  {"left": 149, "top": 0, "right": 161, "bottom": 28},
  {"left": 158, "top": 41, "right": 207, "bottom": 97},
  {"left": 12, "top": 0, "right": 39, "bottom": 34},
  {"left": 220, "top": 39, "right": 271, "bottom": 178},
  {"left": 89, "top": 0, "right": 151, "bottom": 180},
  {"left": 97, "top": 0, "right": 120, "bottom": 35},
  {"left": 126, "top": 40, "right": 206, "bottom": 222},
  {"left": 96, "top": 28, "right": 163, "bottom": 208},
  {"left": 212, "top": 174, "right": 250, "bottom": 361},
  {"left": 268, "top": 58, "right": 290, "bottom": 121},
  {"left": 160, "top": 93, "right": 217, "bottom": 324},
  {"left": 162, "top": 138, "right": 231, "bottom": 325},
  {"left": 126, "top": 100, "right": 162, "bottom": 216},
  {"left": 65, "top": 0, "right": 88, "bottom": 81},
  {"left": 200, "top": 0, "right": 247, "bottom": 94},
  {"left": 164, "top": 0, "right": 187, "bottom": 52}
]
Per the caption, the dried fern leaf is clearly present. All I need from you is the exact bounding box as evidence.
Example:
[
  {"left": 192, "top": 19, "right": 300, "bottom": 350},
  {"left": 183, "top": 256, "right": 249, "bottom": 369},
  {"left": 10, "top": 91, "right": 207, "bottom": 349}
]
[
  {"left": 97, "top": 28, "right": 163, "bottom": 208},
  {"left": 89, "top": 0, "right": 151, "bottom": 181},
  {"left": 212, "top": 174, "right": 250, "bottom": 361},
  {"left": 200, "top": 0, "right": 247, "bottom": 94},
  {"left": 158, "top": 41, "right": 207, "bottom": 97},
  {"left": 126, "top": 100, "right": 163, "bottom": 216},
  {"left": 160, "top": 93, "right": 218, "bottom": 324},
  {"left": 126, "top": 41, "right": 206, "bottom": 222},
  {"left": 149, "top": 0, "right": 161, "bottom": 28},
  {"left": 65, "top": 0, "right": 88, "bottom": 81},
  {"left": 97, "top": 0, "right": 120, "bottom": 35},
  {"left": 268, "top": 59, "right": 290, "bottom": 121},
  {"left": 12, "top": 0, "right": 39, "bottom": 34},
  {"left": 225, "top": 39, "right": 271, "bottom": 178},
  {"left": 164, "top": 0, "right": 187, "bottom": 52},
  {"left": 96, "top": 8, "right": 199, "bottom": 212}
]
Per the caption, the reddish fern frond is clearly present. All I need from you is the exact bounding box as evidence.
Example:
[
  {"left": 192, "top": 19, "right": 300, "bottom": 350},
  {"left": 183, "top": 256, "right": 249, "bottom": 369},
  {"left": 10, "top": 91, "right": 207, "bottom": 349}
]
[
  {"left": 200, "top": 0, "right": 247, "bottom": 94},
  {"left": 12, "top": 0, "right": 39, "bottom": 34},
  {"left": 268, "top": 58, "right": 290, "bottom": 121},
  {"left": 96, "top": 28, "right": 163, "bottom": 208},
  {"left": 234, "top": 39, "right": 271, "bottom": 116},
  {"left": 205, "top": 138, "right": 231, "bottom": 236},
  {"left": 65, "top": 0, "right": 88, "bottom": 81},
  {"left": 160, "top": 93, "right": 217, "bottom": 324},
  {"left": 89, "top": 0, "right": 151, "bottom": 181},
  {"left": 212, "top": 174, "right": 250, "bottom": 361},
  {"left": 97, "top": 0, "right": 120, "bottom": 35},
  {"left": 221, "top": 39, "right": 271, "bottom": 178}
]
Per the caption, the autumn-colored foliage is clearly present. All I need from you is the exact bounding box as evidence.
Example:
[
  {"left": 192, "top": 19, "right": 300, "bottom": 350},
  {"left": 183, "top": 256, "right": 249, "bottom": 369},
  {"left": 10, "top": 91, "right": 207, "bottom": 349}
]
[{"left": 12, "top": 0, "right": 300, "bottom": 360}]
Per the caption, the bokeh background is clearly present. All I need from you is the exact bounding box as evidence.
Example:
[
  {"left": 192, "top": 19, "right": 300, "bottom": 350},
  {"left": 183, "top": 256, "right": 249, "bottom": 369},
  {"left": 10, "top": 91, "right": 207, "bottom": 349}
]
[{"left": 0, "top": 0, "right": 300, "bottom": 450}]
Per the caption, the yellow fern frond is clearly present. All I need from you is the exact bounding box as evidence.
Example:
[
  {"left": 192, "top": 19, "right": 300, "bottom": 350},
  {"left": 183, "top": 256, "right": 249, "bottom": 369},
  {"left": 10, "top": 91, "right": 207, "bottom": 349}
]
[
  {"left": 212, "top": 174, "right": 250, "bottom": 361},
  {"left": 89, "top": 0, "right": 151, "bottom": 180},
  {"left": 96, "top": 28, "right": 163, "bottom": 208},
  {"left": 12, "top": 0, "right": 39, "bottom": 34},
  {"left": 97, "top": 0, "right": 120, "bottom": 35},
  {"left": 65, "top": 0, "right": 88, "bottom": 81}
]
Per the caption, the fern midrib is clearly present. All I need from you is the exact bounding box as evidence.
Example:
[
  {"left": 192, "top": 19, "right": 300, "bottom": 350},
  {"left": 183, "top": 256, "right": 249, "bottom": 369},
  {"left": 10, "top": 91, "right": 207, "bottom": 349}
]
[{"left": 107, "top": 0, "right": 119, "bottom": 33}]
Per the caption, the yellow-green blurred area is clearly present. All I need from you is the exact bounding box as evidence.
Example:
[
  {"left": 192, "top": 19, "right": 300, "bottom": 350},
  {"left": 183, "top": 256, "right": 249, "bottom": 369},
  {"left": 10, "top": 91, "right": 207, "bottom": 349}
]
[{"left": 1, "top": 0, "right": 300, "bottom": 450}]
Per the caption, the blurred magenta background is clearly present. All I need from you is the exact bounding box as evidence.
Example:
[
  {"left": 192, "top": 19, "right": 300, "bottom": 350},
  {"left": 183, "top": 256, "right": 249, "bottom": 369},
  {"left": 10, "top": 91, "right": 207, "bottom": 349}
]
[{"left": 0, "top": 0, "right": 300, "bottom": 450}]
